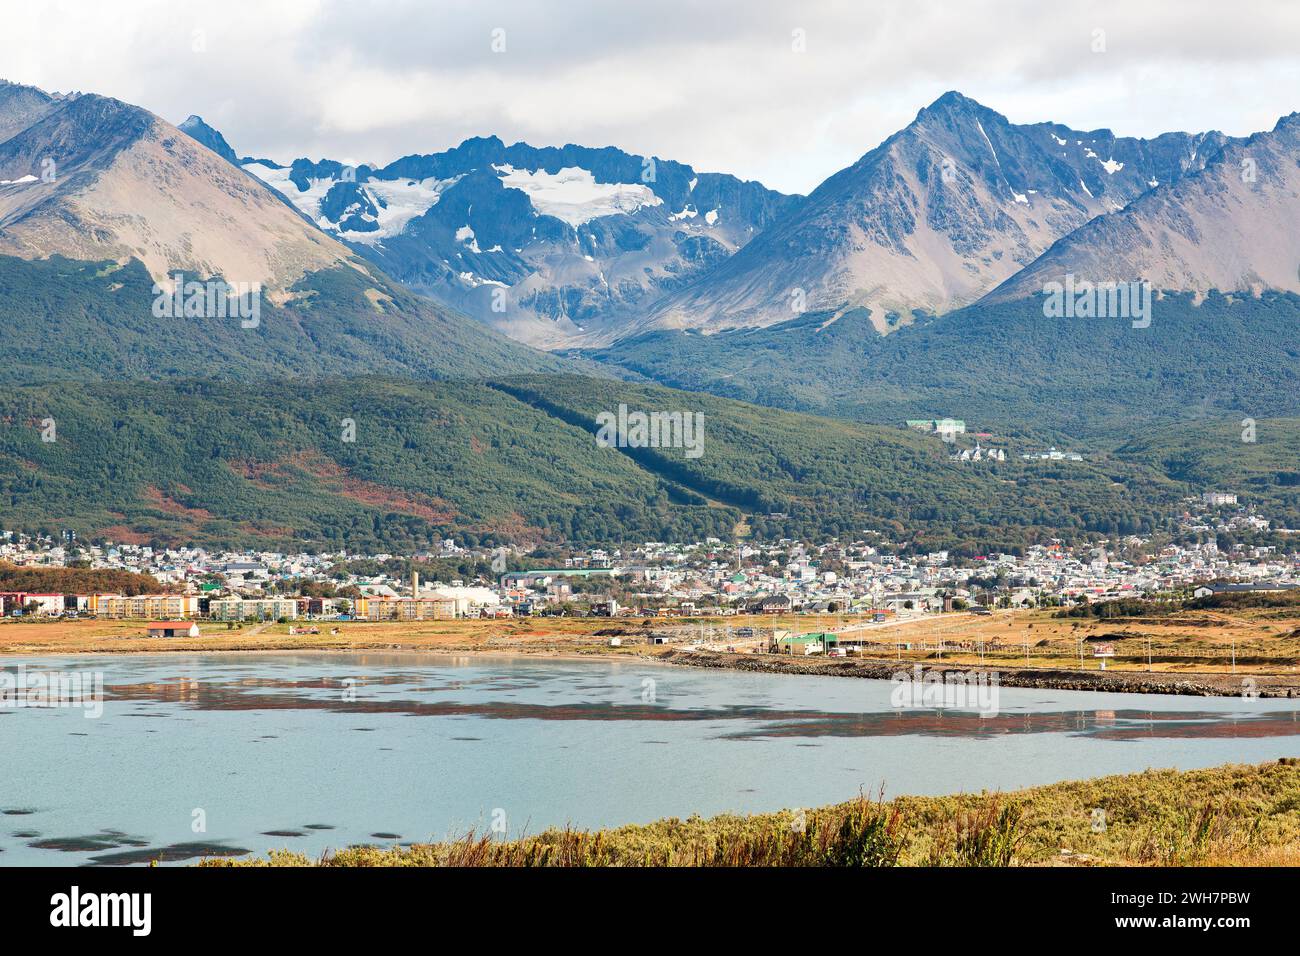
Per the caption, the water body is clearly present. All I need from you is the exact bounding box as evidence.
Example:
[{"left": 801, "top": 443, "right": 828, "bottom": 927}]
[{"left": 1, "top": 652, "right": 1297, "bottom": 866}]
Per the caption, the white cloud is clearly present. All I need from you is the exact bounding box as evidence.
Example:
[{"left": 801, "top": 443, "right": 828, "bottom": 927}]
[{"left": 2, "top": 0, "right": 1298, "bottom": 194}]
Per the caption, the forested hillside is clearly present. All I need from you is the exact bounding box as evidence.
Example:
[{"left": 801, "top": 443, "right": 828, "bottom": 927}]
[
  {"left": 0, "top": 255, "right": 570, "bottom": 384},
  {"left": 579, "top": 293, "right": 1300, "bottom": 442},
  {"left": 0, "top": 374, "right": 1222, "bottom": 553},
  {"left": 1116, "top": 417, "right": 1300, "bottom": 531}
]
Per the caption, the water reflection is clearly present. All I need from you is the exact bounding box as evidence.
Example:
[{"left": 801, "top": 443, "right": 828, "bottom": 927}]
[{"left": 3, "top": 652, "right": 1297, "bottom": 868}]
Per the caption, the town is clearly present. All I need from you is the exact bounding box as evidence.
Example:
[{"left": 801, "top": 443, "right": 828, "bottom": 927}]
[{"left": 2, "top": 495, "right": 1295, "bottom": 627}]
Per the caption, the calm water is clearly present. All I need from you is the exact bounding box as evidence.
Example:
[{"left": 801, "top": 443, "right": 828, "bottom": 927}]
[{"left": 1, "top": 652, "right": 1297, "bottom": 866}]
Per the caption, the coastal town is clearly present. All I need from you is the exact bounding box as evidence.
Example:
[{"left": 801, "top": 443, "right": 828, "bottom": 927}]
[{"left": 2, "top": 495, "right": 1295, "bottom": 626}]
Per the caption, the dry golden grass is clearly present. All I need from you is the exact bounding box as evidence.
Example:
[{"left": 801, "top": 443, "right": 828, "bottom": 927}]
[
  {"left": 205, "top": 762, "right": 1300, "bottom": 868},
  {"left": 0, "top": 615, "right": 662, "bottom": 656},
  {"left": 875, "top": 606, "right": 1300, "bottom": 676},
  {"left": 3, "top": 606, "right": 1298, "bottom": 680}
]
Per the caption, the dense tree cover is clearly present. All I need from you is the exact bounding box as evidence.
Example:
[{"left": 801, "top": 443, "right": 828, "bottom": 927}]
[
  {"left": 493, "top": 375, "right": 1188, "bottom": 551},
  {"left": 0, "top": 371, "right": 1292, "bottom": 554},
  {"left": 1054, "top": 598, "right": 1182, "bottom": 619},
  {"left": 1116, "top": 417, "right": 1300, "bottom": 532},
  {"left": 0, "top": 561, "right": 165, "bottom": 595},
  {"left": 5, "top": 245, "right": 1298, "bottom": 554},
  {"left": 1054, "top": 590, "right": 1300, "bottom": 619},
  {"left": 0, "top": 377, "right": 737, "bottom": 551},
  {"left": 0, "top": 254, "right": 567, "bottom": 385},
  {"left": 578, "top": 293, "right": 1300, "bottom": 444},
  {"left": 1188, "top": 590, "right": 1300, "bottom": 611}
]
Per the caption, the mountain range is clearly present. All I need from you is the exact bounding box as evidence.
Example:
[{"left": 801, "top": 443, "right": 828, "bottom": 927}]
[
  {"left": 642, "top": 93, "right": 1241, "bottom": 335},
  {"left": 987, "top": 110, "right": 1300, "bottom": 303},
  {"left": 2, "top": 76, "right": 1299, "bottom": 549},
  {"left": 219, "top": 123, "right": 798, "bottom": 347},
  {"left": 184, "top": 90, "right": 1300, "bottom": 348},
  {"left": 0, "top": 80, "right": 565, "bottom": 381}
]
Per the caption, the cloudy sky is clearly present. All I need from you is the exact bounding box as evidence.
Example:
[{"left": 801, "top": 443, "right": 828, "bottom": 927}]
[{"left": 3, "top": 0, "right": 1299, "bottom": 194}]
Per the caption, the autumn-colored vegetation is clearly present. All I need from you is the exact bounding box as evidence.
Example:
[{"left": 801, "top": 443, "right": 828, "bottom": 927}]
[{"left": 0, "top": 560, "right": 166, "bottom": 596}]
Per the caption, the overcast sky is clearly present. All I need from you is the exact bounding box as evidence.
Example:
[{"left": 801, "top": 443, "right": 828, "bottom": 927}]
[{"left": 3, "top": 0, "right": 1299, "bottom": 194}]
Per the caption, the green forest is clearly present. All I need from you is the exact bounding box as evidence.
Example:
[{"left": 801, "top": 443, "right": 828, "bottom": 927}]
[
  {"left": 3, "top": 372, "right": 1291, "bottom": 553},
  {"left": 0, "top": 254, "right": 569, "bottom": 384},
  {"left": 5, "top": 250, "right": 1298, "bottom": 553},
  {"left": 579, "top": 292, "right": 1300, "bottom": 443}
]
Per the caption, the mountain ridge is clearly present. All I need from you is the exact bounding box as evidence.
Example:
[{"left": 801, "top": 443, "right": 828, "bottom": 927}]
[
  {"left": 226, "top": 129, "right": 801, "bottom": 347},
  {"left": 176, "top": 92, "right": 1300, "bottom": 351},
  {"left": 0, "top": 79, "right": 577, "bottom": 383},
  {"left": 983, "top": 110, "right": 1300, "bottom": 303},
  {"left": 634, "top": 91, "right": 1238, "bottom": 336}
]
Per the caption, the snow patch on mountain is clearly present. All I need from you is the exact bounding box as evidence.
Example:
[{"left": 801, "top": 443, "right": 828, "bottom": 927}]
[
  {"left": 243, "top": 162, "right": 459, "bottom": 243},
  {"left": 244, "top": 161, "right": 333, "bottom": 217},
  {"left": 455, "top": 223, "right": 481, "bottom": 252},
  {"left": 358, "top": 176, "right": 462, "bottom": 241},
  {"left": 493, "top": 164, "right": 662, "bottom": 226},
  {"left": 458, "top": 270, "right": 508, "bottom": 288}
]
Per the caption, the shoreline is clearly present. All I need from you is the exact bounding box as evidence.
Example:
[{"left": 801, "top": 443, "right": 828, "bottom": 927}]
[
  {"left": 3, "top": 609, "right": 1299, "bottom": 700},
  {"left": 0, "top": 644, "right": 672, "bottom": 668},
  {"left": 4, "top": 638, "right": 1299, "bottom": 698},
  {"left": 661, "top": 649, "right": 1300, "bottom": 698}
]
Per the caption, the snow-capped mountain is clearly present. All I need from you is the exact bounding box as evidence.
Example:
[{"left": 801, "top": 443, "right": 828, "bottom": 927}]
[
  {"left": 229, "top": 134, "right": 799, "bottom": 347},
  {"left": 636, "top": 92, "right": 1238, "bottom": 336},
  {"left": 0, "top": 81, "right": 566, "bottom": 381},
  {"left": 984, "top": 111, "right": 1300, "bottom": 303},
  {"left": 172, "top": 93, "right": 1294, "bottom": 354}
]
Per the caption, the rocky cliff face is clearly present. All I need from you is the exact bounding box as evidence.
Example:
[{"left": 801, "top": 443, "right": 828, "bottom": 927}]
[
  {"left": 985, "top": 112, "right": 1300, "bottom": 303},
  {"left": 176, "top": 114, "right": 241, "bottom": 165},
  {"left": 637, "top": 92, "right": 1235, "bottom": 335},
  {"left": 236, "top": 135, "right": 800, "bottom": 347},
  {"left": 0, "top": 88, "right": 354, "bottom": 291}
]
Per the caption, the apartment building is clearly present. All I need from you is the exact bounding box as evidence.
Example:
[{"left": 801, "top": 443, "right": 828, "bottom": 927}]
[
  {"left": 92, "top": 594, "right": 200, "bottom": 619},
  {"left": 207, "top": 597, "right": 299, "bottom": 621},
  {"left": 356, "top": 597, "right": 456, "bottom": 621},
  {"left": 0, "top": 592, "right": 65, "bottom": 615}
]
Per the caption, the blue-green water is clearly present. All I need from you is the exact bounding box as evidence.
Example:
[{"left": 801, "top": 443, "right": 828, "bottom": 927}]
[{"left": 1, "top": 652, "right": 1297, "bottom": 865}]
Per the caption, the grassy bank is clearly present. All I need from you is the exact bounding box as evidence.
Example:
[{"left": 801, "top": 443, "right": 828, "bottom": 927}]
[{"left": 207, "top": 761, "right": 1300, "bottom": 867}]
